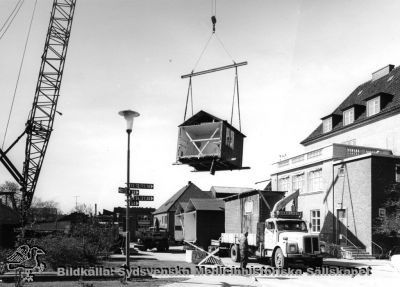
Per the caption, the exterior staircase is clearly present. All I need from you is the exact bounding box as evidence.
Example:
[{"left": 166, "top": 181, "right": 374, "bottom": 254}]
[{"left": 340, "top": 246, "right": 376, "bottom": 260}]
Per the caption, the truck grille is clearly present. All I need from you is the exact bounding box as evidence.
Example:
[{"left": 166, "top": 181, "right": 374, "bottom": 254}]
[{"left": 304, "top": 236, "right": 319, "bottom": 254}]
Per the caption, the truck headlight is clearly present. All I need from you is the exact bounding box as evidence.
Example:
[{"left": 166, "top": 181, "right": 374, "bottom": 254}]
[{"left": 287, "top": 243, "right": 299, "bottom": 254}]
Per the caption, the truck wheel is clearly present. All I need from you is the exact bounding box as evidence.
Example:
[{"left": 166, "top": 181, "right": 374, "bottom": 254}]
[
  {"left": 230, "top": 244, "right": 240, "bottom": 262},
  {"left": 273, "top": 248, "right": 287, "bottom": 269}
]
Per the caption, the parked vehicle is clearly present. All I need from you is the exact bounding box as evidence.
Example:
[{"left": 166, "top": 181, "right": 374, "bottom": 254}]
[
  {"left": 136, "top": 227, "right": 169, "bottom": 252},
  {"left": 216, "top": 190, "right": 323, "bottom": 268},
  {"left": 389, "top": 245, "right": 400, "bottom": 272}
]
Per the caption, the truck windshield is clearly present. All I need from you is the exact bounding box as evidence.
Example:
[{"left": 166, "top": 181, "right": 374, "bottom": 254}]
[{"left": 276, "top": 221, "right": 307, "bottom": 232}]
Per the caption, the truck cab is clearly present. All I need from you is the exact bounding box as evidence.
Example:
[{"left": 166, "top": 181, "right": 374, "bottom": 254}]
[{"left": 264, "top": 211, "right": 322, "bottom": 268}]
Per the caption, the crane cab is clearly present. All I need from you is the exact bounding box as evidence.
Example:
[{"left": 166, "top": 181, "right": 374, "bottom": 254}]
[{"left": 176, "top": 110, "right": 247, "bottom": 174}]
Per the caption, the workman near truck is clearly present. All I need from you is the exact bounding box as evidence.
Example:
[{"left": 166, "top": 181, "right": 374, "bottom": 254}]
[{"left": 239, "top": 231, "right": 249, "bottom": 268}]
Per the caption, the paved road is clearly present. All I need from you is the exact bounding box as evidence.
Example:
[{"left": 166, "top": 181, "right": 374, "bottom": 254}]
[{"left": 139, "top": 246, "right": 400, "bottom": 287}]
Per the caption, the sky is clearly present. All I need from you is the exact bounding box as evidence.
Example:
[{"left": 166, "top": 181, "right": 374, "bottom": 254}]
[{"left": 2, "top": 0, "right": 400, "bottom": 213}]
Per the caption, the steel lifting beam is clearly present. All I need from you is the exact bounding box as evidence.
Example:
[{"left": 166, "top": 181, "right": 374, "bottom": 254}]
[{"left": 181, "top": 61, "right": 248, "bottom": 79}]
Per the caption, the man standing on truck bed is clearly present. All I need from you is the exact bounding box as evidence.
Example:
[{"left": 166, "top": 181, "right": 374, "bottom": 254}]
[{"left": 239, "top": 231, "right": 249, "bottom": 269}]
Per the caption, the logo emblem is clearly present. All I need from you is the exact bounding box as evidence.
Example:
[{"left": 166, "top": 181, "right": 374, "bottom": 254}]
[{"left": 6, "top": 244, "right": 46, "bottom": 273}]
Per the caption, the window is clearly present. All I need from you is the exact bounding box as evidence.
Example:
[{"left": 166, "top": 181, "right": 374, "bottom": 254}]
[
  {"left": 225, "top": 127, "right": 235, "bottom": 149},
  {"left": 378, "top": 208, "right": 386, "bottom": 218},
  {"left": 308, "top": 169, "right": 322, "bottom": 193},
  {"left": 343, "top": 108, "right": 355, "bottom": 126},
  {"left": 292, "top": 173, "right": 304, "bottom": 193},
  {"left": 396, "top": 164, "right": 400, "bottom": 183},
  {"left": 245, "top": 201, "right": 253, "bottom": 213},
  {"left": 267, "top": 222, "right": 275, "bottom": 230},
  {"left": 323, "top": 118, "right": 332, "bottom": 133},
  {"left": 278, "top": 177, "right": 290, "bottom": 192},
  {"left": 367, "top": 97, "right": 380, "bottom": 117},
  {"left": 310, "top": 210, "right": 321, "bottom": 232}
]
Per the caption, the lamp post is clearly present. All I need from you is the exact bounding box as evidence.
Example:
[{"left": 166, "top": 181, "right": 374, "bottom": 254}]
[{"left": 118, "top": 109, "right": 140, "bottom": 270}]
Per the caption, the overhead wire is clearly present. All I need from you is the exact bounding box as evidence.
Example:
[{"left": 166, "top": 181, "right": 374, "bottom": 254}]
[
  {"left": 0, "top": 0, "right": 25, "bottom": 41},
  {"left": 2, "top": 0, "right": 38, "bottom": 149}
]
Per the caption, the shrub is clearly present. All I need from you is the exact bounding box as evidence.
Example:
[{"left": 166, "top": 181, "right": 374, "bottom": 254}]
[{"left": 28, "top": 235, "right": 87, "bottom": 269}]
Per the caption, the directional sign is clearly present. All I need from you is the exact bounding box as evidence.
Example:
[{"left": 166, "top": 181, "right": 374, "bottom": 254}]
[
  {"left": 128, "top": 183, "right": 154, "bottom": 189},
  {"left": 133, "top": 195, "right": 154, "bottom": 201},
  {"left": 129, "top": 199, "right": 139, "bottom": 206},
  {"left": 118, "top": 187, "right": 140, "bottom": 195}
]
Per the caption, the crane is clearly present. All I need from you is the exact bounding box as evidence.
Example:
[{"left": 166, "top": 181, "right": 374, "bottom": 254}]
[{"left": 0, "top": 0, "right": 77, "bottom": 219}]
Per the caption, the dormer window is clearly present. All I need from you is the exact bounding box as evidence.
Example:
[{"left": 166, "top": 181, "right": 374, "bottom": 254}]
[
  {"left": 323, "top": 117, "right": 332, "bottom": 133},
  {"left": 366, "top": 96, "right": 380, "bottom": 117},
  {"left": 343, "top": 108, "right": 355, "bottom": 126}
]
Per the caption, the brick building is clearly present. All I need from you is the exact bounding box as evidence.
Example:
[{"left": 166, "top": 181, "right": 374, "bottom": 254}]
[{"left": 270, "top": 64, "right": 400, "bottom": 256}]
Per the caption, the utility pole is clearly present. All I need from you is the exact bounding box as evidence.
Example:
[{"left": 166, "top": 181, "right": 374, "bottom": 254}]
[{"left": 73, "top": 195, "right": 79, "bottom": 210}]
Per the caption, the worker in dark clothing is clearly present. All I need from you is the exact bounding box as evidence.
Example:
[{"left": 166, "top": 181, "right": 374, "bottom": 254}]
[{"left": 239, "top": 231, "right": 249, "bottom": 269}]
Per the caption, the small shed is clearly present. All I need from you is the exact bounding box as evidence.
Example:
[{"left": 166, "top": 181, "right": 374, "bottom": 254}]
[
  {"left": 183, "top": 198, "right": 225, "bottom": 250},
  {"left": 176, "top": 110, "right": 247, "bottom": 174},
  {"left": 174, "top": 202, "right": 188, "bottom": 242},
  {"left": 223, "top": 190, "right": 284, "bottom": 246}
]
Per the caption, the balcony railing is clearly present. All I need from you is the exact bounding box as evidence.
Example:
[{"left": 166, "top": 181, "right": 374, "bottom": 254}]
[{"left": 275, "top": 144, "right": 392, "bottom": 170}]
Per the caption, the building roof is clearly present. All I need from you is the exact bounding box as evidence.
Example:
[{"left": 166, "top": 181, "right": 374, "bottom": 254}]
[
  {"left": 153, "top": 181, "right": 208, "bottom": 215},
  {"left": 210, "top": 186, "right": 253, "bottom": 195},
  {"left": 179, "top": 110, "right": 245, "bottom": 137},
  {"left": 223, "top": 190, "right": 285, "bottom": 202},
  {"left": 301, "top": 65, "right": 400, "bottom": 145},
  {"left": 25, "top": 221, "right": 71, "bottom": 232},
  {"left": 185, "top": 198, "right": 225, "bottom": 212}
]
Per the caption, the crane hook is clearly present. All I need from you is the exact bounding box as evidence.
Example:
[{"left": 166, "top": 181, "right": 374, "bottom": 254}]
[{"left": 211, "top": 15, "right": 217, "bottom": 33}]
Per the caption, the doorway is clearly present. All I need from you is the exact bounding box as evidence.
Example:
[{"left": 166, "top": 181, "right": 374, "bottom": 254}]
[{"left": 337, "top": 208, "right": 347, "bottom": 245}]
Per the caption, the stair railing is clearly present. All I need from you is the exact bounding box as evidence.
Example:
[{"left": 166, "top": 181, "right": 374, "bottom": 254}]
[
  {"left": 340, "top": 233, "right": 360, "bottom": 258},
  {"left": 371, "top": 240, "right": 383, "bottom": 259}
]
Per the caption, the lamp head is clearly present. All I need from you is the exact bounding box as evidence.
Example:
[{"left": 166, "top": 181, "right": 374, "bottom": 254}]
[{"left": 118, "top": 110, "right": 140, "bottom": 131}]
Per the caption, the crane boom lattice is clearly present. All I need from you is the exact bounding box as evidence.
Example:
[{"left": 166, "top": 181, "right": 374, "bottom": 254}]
[{"left": 22, "top": 0, "right": 76, "bottom": 214}]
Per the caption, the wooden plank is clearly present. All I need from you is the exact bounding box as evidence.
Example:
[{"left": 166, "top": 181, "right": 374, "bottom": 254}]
[{"left": 181, "top": 62, "right": 248, "bottom": 79}]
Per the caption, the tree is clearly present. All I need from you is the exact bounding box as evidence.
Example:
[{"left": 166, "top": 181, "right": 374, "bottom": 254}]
[
  {"left": 29, "top": 197, "right": 62, "bottom": 223},
  {"left": 72, "top": 203, "right": 93, "bottom": 216},
  {"left": 373, "top": 183, "right": 400, "bottom": 236}
]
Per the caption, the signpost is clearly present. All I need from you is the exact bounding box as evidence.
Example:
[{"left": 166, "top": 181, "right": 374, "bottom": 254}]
[
  {"left": 119, "top": 183, "right": 154, "bottom": 207},
  {"left": 129, "top": 199, "right": 139, "bottom": 206},
  {"left": 118, "top": 187, "right": 139, "bottom": 195},
  {"left": 132, "top": 195, "right": 154, "bottom": 201},
  {"left": 128, "top": 183, "right": 154, "bottom": 189}
]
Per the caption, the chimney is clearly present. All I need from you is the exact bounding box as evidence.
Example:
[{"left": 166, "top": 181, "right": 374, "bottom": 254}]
[
  {"left": 188, "top": 181, "right": 192, "bottom": 185},
  {"left": 372, "top": 64, "right": 395, "bottom": 81}
]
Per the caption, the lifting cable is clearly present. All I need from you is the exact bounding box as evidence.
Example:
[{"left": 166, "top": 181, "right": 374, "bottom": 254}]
[
  {"left": 230, "top": 67, "right": 241, "bottom": 131},
  {"left": 183, "top": 0, "right": 243, "bottom": 128},
  {"left": 0, "top": 0, "right": 25, "bottom": 41},
  {"left": 183, "top": 77, "right": 194, "bottom": 121},
  {"left": 2, "top": 0, "right": 37, "bottom": 150}
]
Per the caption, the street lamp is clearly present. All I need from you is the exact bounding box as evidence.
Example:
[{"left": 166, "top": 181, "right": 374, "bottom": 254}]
[{"left": 118, "top": 109, "right": 140, "bottom": 270}]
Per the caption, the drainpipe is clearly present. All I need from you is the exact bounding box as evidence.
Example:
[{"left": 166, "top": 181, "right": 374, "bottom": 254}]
[{"left": 332, "top": 163, "right": 336, "bottom": 245}]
